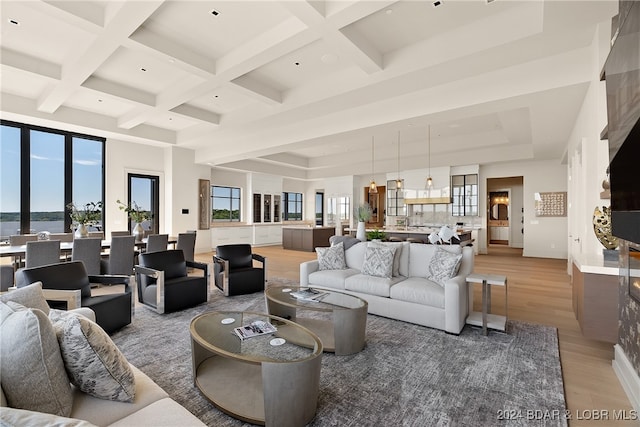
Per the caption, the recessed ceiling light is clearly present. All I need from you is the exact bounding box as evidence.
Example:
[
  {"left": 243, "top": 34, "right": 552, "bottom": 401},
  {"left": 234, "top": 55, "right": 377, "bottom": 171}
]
[
  {"left": 97, "top": 99, "right": 103, "bottom": 103},
  {"left": 432, "top": 0, "right": 442, "bottom": 7},
  {"left": 140, "top": 68, "right": 147, "bottom": 72},
  {"left": 210, "top": 9, "right": 220, "bottom": 16},
  {"left": 213, "top": 95, "right": 219, "bottom": 98},
  {"left": 294, "top": 62, "right": 301, "bottom": 66},
  {"left": 8, "top": 19, "right": 20, "bottom": 26},
  {"left": 169, "top": 117, "right": 173, "bottom": 121}
]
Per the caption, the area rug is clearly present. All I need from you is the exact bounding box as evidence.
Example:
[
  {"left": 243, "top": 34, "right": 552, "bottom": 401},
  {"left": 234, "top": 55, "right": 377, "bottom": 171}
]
[{"left": 111, "top": 278, "right": 567, "bottom": 427}]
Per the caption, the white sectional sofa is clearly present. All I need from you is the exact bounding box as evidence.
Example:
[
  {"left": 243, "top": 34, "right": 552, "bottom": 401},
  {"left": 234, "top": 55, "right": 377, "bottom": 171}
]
[
  {"left": 300, "top": 239, "right": 474, "bottom": 334},
  {"left": 0, "top": 283, "right": 205, "bottom": 427}
]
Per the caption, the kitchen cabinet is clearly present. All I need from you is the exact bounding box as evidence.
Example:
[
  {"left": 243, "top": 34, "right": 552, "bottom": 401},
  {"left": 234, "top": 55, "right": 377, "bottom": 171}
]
[
  {"left": 490, "top": 226, "right": 509, "bottom": 242},
  {"left": 282, "top": 226, "right": 334, "bottom": 251}
]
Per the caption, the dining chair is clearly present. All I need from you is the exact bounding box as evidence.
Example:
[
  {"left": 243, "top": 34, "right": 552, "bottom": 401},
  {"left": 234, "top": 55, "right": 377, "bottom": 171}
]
[
  {"left": 9, "top": 234, "right": 38, "bottom": 269},
  {"left": 110, "top": 230, "right": 131, "bottom": 237},
  {"left": 145, "top": 234, "right": 169, "bottom": 253},
  {"left": 176, "top": 232, "right": 196, "bottom": 263},
  {"left": 101, "top": 235, "right": 136, "bottom": 276},
  {"left": 0, "top": 265, "right": 14, "bottom": 292},
  {"left": 49, "top": 232, "right": 74, "bottom": 242},
  {"left": 25, "top": 240, "right": 61, "bottom": 268},
  {"left": 87, "top": 231, "right": 104, "bottom": 239},
  {"left": 71, "top": 237, "right": 102, "bottom": 276}
]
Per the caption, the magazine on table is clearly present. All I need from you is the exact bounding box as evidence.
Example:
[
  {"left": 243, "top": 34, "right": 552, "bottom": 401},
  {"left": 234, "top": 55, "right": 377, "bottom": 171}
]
[
  {"left": 233, "top": 320, "right": 277, "bottom": 341},
  {"left": 290, "top": 287, "right": 328, "bottom": 302}
]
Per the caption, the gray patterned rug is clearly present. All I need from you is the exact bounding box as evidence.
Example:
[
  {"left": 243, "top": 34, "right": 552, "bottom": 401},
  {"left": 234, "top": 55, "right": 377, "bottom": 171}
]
[{"left": 111, "top": 278, "right": 567, "bottom": 427}]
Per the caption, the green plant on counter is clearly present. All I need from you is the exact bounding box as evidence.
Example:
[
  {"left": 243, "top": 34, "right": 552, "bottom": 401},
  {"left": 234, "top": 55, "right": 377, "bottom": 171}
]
[{"left": 366, "top": 229, "right": 386, "bottom": 241}]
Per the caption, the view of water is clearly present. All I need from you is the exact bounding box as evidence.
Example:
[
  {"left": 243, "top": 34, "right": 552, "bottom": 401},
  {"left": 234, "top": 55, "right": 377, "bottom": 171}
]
[{"left": 0, "top": 221, "right": 65, "bottom": 241}]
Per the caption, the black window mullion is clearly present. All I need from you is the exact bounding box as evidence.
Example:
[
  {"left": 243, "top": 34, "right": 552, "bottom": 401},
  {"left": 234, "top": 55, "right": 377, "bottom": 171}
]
[
  {"left": 19, "top": 127, "right": 30, "bottom": 234},
  {"left": 64, "top": 135, "right": 73, "bottom": 233}
]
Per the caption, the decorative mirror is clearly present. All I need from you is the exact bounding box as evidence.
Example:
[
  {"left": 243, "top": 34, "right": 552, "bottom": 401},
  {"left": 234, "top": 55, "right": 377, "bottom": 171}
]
[{"left": 489, "top": 191, "right": 509, "bottom": 220}]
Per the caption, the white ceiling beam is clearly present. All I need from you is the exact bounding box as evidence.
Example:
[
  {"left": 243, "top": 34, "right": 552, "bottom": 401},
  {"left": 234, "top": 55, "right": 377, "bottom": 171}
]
[
  {"left": 82, "top": 76, "right": 155, "bottom": 106},
  {"left": 170, "top": 105, "right": 220, "bottom": 126},
  {"left": 229, "top": 75, "right": 282, "bottom": 105},
  {"left": 36, "top": 0, "right": 164, "bottom": 114},
  {"left": 0, "top": 48, "right": 61, "bottom": 80},
  {"left": 25, "top": 0, "right": 104, "bottom": 33}
]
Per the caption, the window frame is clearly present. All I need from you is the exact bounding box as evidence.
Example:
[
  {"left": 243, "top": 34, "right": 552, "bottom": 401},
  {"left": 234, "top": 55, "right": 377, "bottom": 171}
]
[
  {"left": 283, "top": 192, "right": 303, "bottom": 221},
  {"left": 211, "top": 185, "right": 241, "bottom": 222},
  {"left": 1, "top": 120, "right": 105, "bottom": 238}
]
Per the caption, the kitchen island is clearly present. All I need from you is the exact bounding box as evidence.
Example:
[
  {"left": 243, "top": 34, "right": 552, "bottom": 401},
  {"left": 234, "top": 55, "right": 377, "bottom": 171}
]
[
  {"left": 282, "top": 226, "right": 335, "bottom": 251},
  {"left": 346, "top": 227, "right": 473, "bottom": 245}
]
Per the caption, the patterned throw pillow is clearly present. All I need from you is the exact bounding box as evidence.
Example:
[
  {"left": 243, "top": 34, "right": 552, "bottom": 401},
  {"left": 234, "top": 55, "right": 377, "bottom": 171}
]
[
  {"left": 368, "top": 241, "right": 403, "bottom": 277},
  {"left": 426, "top": 247, "right": 463, "bottom": 287},
  {"left": 0, "top": 301, "right": 73, "bottom": 417},
  {"left": 361, "top": 246, "right": 396, "bottom": 279},
  {"left": 316, "top": 241, "right": 346, "bottom": 270},
  {"left": 53, "top": 315, "right": 136, "bottom": 402}
]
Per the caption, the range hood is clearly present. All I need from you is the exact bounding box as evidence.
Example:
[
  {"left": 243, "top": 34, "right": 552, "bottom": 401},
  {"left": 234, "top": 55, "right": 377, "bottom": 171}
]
[{"left": 405, "top": 197, "right": 452, "bottom": 205}]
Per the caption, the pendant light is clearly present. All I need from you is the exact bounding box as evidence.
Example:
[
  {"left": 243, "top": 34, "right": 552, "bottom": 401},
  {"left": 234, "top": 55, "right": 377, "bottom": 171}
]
[
  {"left": 426, "top": 125, "right": 433, "bottom": 189},
  {"left": 395, "top": 131, "right": 403, "bottom": 190},
  {"left": 369, "top": 136, "right": 378, "bottom": 194}
]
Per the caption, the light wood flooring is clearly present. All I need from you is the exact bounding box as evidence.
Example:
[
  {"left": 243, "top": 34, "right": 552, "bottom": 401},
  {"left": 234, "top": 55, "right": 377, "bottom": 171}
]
[{"left": 197, "top": 245, "right": 636, "bottom": 427}]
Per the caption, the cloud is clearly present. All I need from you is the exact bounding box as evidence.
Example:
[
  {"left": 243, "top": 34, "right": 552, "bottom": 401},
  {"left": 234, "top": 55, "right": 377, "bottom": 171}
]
[{"left": 74, "top": 159, "right": 100, "bottom": 166}]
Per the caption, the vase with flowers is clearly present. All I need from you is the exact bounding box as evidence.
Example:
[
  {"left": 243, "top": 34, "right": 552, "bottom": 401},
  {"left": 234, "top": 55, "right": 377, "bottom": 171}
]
[
  {"left": 354, "top": 203, "right": 372, "bottom": 241},
  {"left": 67, "top": 201, "right": 102, "bottom": 238},
  {"left": 116, "top": 199, "right": 150, "bottom": 242}
]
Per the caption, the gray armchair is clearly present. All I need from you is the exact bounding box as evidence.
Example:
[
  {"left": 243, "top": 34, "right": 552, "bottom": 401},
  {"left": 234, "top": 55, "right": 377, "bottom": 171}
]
[
  {"left": 135, "top": 249, "right": 208, "bottom": 314},
  {"left": 213, "top": 244, "right": 266, "bottom": 296}
]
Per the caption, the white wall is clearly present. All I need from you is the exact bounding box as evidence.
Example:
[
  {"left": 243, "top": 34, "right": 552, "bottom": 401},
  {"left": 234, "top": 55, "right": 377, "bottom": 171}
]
[
  {"left": 566, "top": 19, "right": 613, "bottom": 265},
  {"left": 105, "top": 138, "right": 165, "bottom": 239}
]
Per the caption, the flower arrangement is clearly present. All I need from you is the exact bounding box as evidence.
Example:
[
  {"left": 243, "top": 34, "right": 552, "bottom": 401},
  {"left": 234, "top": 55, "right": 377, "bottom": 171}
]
[
  {"left": 116, "top": 199, "right": 151, "bottom": 223},
  {"left": 354, "top": 203, "right": 373, "bottom": 222},
  {"left": 66, "top": 202, "right": 102, "bottom": 225}
]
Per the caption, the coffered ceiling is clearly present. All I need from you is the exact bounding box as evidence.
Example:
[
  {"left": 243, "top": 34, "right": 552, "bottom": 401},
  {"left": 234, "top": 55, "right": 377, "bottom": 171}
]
[{"left": 0, "top": 0, "right": 617, "bottom": 180}]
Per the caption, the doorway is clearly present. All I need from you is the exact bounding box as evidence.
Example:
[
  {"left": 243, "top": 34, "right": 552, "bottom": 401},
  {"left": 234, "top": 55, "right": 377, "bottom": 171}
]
[
  {"left": 486, "top": 176, "right": 524, "bottom": 252},
  {"left": 127, "top": 173, "right": 159, "bottom": 234}
]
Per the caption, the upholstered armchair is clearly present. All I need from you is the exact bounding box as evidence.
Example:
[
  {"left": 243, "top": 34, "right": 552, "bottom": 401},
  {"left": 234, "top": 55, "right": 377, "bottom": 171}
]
[
  {"left": 19, "top": 261, "right": 132, "bottom": 334},
  {"left": 134, "top": 249, "right": 208, "bottom": 314},
  {"left": 213, "top": 244, "right": 266, "bottom": 296}
]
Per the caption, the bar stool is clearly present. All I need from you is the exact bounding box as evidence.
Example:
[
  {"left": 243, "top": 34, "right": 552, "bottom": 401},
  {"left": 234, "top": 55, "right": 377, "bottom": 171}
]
[{"left": 406, "top": 237, "right": 423, "bottom": 244}]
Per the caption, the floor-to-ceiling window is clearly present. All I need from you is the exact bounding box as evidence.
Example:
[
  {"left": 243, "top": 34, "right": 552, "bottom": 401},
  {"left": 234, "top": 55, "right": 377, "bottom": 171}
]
[{"left": 0, "top": 120, "right": 105, "bottom": 241}]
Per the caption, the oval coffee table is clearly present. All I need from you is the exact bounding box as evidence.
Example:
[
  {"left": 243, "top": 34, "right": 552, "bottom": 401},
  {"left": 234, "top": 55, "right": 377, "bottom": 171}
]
[
  {"left": 265, "top": 286, "right": 368, "bottom": 355},
  {"left": 190, "top": 311, "right": 322, "bottom": 427}
]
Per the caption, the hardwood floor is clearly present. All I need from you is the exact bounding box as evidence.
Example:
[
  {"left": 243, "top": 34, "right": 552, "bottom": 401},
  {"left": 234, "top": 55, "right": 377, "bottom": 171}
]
[{"left": 199, "top": 245, "right": 636, "bottom": 426}]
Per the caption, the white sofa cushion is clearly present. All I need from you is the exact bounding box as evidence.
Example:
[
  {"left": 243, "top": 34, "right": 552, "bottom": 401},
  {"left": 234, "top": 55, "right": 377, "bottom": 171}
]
[
  {"left": 316, "top": 242, "right": 346, "bottom": 270},
  {"left": 308, "top": 269, "right": 359, "bottom": 290},
  {"left": 0, "top": 301, "right": 73, "bottom": 417},
  {"left": 426, "top": 247, "right": 463, "bottom": 287},
  {"left": 344, "top": 242, "right": 368, "bottom": 271},
  {"left": 345, "top": 274, "right": 404, "bottom": 297},
  {"left": 54, "top": 314, "right": 136, "bottom": 403},
  {"left": 390, "top": 277, "right": 445, "bottom": 308},
  {"left": 0, "top": 407, "right": 98, "bottom": 427},
  {"left": 361, "top": 245, "right": 395, "bottom": 278},
  {"left": 69, "top": 365, "right": 168, "bottom": 426},
  {"left": 109, "top": 397, "right": 206, "bottom": 427}
]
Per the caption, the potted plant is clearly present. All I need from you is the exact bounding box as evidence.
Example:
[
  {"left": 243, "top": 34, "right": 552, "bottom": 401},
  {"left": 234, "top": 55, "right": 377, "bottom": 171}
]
[
  {"left": 116, "top": 199, "right": 150, "bottom": 241},
  {"left": 366, "top": 229, "right": 386, "bottom": 242},
  {"left": 67, "top": 201, "right": 102, "bottom": 238},
  {"left": 354, "top": 203, "right": 372, "bottom": 241}
]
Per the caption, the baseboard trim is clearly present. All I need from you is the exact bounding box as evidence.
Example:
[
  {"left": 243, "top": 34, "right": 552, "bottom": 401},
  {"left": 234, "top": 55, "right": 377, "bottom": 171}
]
[{"left": 613, "top": 344, "right": 640, "bottom": 412}]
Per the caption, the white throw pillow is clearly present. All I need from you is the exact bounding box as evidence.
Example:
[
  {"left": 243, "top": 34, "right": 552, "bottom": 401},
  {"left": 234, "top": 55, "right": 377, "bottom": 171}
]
[
  {"left": 53, "top": 314, "right": 136, "bottom": 402},
  {"left": 368, "top": 241, "right": 403, "bottom": 277},
  {"left": 0, "top": 281, "right": 50, "bottom": 315},
  {"left": 0, "top": 301, "right": 73, "bottom": 417},
  {"left": 316, "top": 241, "right": 346, "bottom": 270},
  {"left": 361, "top": 246, "right": 396, "bottom": 279},
  {"left": 426, "top": 247, "right": 463, "bottom": 287},
  {"left": 0, "top": 407, "right": 98, "bottom": 427}
]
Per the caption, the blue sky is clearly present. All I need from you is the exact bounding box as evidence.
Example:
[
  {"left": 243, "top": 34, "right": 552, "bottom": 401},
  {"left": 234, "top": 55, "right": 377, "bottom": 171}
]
[{"left": 1, "top": 125, "right": 103, "bottom": 212}]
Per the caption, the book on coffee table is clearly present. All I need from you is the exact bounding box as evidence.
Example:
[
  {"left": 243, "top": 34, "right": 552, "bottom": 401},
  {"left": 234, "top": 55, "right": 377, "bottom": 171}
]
[
  {"left": 290, "top": 288, "right": 328, "bottom": 302},
  {"left": 233, "top": 320, "right": 277, "bottom": 341}
]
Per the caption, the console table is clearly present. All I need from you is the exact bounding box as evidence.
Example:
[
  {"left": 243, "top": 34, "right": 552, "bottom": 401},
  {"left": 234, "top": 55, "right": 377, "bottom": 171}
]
[{"left": 466, "top": 273, "right": 508, "bottom": 335}]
